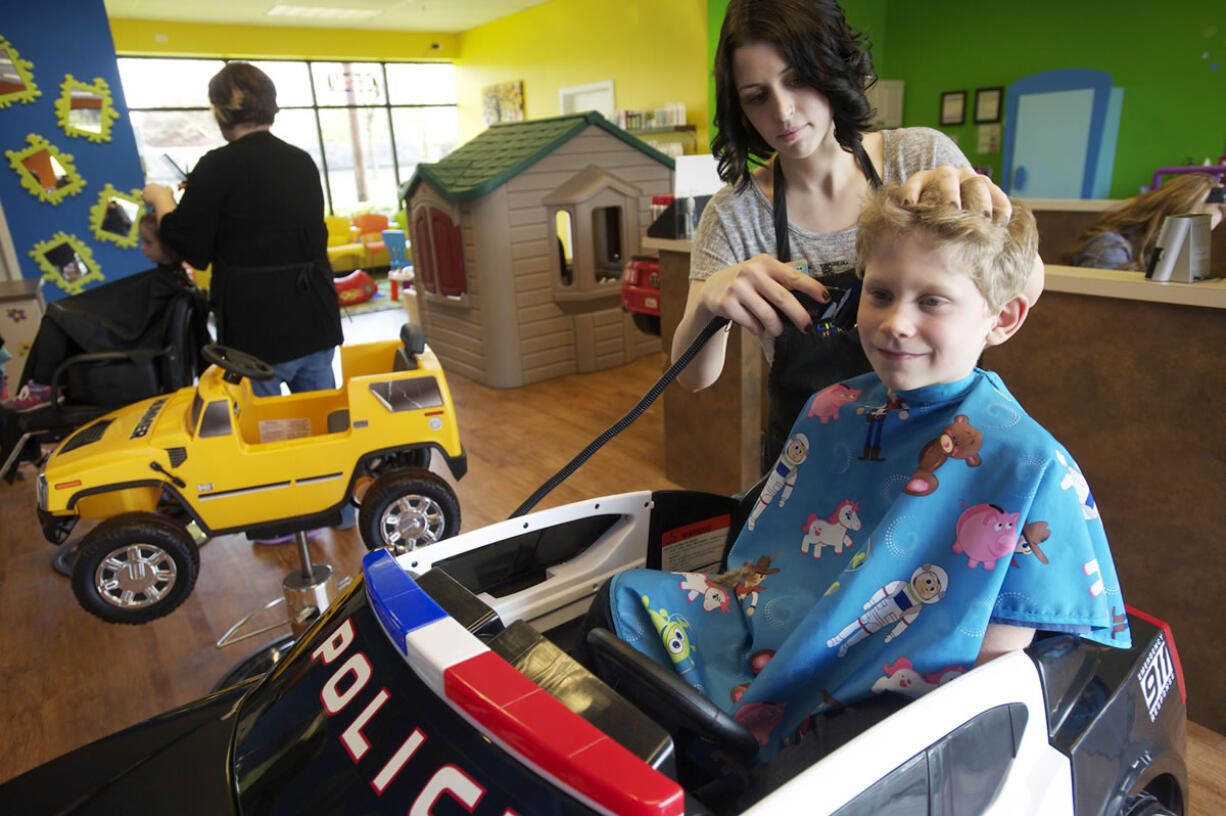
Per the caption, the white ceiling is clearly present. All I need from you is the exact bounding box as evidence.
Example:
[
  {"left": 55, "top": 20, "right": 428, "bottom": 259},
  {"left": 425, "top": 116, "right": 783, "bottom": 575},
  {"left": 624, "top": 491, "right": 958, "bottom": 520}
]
[{"left": 103, "top": 0, "right": 553, "bottom": 34}]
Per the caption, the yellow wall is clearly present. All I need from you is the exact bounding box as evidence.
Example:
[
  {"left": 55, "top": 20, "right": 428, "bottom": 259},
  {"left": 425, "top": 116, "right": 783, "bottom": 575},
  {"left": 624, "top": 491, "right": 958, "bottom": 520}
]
[
  {"left": 108, "top": 18, "right": 459, "bottom": 61},
  {"left": 454, "top": 0, "right": 708, "bottom": 145},
  {"left": 109, "top": 0, "right": 710, "bottom": 148}
]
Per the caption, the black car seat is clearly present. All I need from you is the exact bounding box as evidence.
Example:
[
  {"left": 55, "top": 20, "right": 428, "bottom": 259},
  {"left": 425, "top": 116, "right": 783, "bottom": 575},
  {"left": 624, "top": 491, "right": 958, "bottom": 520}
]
[{"left": 0, "top": 268, "right": 210, "bottom": 482}]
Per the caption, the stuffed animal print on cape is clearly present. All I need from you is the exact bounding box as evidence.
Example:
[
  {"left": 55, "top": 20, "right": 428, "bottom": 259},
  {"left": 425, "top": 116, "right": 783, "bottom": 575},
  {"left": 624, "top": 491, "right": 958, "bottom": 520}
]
[{"left": 610, "top": 368, "right": 1129, "bottom": 759}]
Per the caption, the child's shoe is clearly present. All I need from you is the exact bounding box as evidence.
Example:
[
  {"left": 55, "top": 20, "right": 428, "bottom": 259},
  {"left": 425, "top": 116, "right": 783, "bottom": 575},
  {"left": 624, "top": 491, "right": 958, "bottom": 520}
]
[{"left": 1, "top": 383, "right": 59, "bottom": 413}]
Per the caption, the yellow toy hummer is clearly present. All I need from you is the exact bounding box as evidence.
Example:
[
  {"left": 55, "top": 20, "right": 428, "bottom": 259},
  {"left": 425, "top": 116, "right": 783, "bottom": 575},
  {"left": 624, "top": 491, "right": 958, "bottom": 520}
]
[{"left": 36, "top": 324, "right": 465, "bottom": 624}]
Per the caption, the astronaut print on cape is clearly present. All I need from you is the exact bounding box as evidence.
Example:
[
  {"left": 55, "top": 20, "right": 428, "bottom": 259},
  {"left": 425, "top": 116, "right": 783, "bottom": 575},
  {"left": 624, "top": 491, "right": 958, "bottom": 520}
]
[{"left": 610, "top": 368, "right": 1130, "bottom": 759}]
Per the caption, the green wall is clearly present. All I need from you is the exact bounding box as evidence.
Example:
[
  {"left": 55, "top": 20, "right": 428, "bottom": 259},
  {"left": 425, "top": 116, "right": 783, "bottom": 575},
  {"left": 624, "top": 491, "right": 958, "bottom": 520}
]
[{"left": 707, "top": 0, "right": 1226, "bottom": 198}]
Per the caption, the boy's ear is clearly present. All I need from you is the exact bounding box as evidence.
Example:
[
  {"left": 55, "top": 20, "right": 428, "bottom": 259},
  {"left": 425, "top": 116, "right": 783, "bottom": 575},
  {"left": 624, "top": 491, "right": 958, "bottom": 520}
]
[{"left": 985, "top": 294, "right": 1029, "bottom": 347}]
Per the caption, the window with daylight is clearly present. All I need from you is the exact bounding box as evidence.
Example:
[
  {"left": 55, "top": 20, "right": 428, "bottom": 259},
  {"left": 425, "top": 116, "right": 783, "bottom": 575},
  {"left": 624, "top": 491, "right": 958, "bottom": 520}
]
[{"left": 116, "top": 57, "right": 459, "bottom": 217}]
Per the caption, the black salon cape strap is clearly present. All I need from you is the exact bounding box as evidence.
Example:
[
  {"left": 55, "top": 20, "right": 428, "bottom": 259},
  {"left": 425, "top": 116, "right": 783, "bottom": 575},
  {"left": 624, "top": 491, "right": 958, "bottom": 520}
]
[{"left": 763, "top": 141, "right": 879, "bottom": 469}]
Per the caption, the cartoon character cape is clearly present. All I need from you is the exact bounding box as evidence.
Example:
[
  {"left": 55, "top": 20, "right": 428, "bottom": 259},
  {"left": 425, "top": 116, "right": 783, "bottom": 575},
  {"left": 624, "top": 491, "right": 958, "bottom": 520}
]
[{"left": 610, "top": 369, "right": 1130, "bottom": 759}]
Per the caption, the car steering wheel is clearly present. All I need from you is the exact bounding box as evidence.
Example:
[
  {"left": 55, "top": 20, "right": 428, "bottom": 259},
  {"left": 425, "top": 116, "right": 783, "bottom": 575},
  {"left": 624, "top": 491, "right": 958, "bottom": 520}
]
[
  {"left": 202, "top": 343, "right": 276, "bottom": 384},
  {"left": 586, "top": 627, "right": 760, "bottom": 760}
]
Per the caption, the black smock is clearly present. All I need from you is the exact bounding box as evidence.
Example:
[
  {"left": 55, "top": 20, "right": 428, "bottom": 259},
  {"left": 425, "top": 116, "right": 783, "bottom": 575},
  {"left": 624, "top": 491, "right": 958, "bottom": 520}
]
[{"left": 159, "top": 131, "right": 342, "bottom": 365}]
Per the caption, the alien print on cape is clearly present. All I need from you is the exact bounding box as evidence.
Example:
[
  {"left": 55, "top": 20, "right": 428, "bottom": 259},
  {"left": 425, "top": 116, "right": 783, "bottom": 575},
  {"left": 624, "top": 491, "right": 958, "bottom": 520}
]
[{"left": 610, "top": 368, "right": 1130, "bottom": 759}]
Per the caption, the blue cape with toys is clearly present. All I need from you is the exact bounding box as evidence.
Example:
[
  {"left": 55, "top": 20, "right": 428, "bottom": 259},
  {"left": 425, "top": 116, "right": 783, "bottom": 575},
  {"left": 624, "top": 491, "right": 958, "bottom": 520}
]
[{"left": 610, "top": 368, "right": 1130, "bottom": 759}]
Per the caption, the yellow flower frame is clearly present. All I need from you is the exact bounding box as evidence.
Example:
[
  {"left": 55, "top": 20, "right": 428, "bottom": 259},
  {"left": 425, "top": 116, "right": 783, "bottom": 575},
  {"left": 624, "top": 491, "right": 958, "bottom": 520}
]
[
  {"left": 90, "top": 183, "right": 144, "bottom": 248},
  {"left": 29, "top": 232, "right": 104, "bottom": 295},
  {"left": 55, "top": 74, "right": 119, "bottom": 143},
  {"left": 0, "top": 36, "right": 40, "bottom": 109},
  {"left": 5, "top": 133, "right": 85, "bottom": 205}
]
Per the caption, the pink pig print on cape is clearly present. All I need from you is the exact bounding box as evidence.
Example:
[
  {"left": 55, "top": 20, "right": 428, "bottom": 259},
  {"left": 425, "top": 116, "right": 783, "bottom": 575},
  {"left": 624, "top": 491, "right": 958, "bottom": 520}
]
[
  {"left": 952, "top": 503, "right": 1019, "bottom": 570},
  {"left": 807, "top": 383, "right": 862, "bottom": 423}
]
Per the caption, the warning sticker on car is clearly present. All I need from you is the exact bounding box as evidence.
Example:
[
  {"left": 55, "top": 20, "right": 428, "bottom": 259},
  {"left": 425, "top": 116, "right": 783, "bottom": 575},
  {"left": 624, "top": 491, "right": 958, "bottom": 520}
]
[
  {"left": 1139, "top": 633, "right": 1175, "bottom": 722},
  {"left": 661, "top": 514, "right": 730, "bottom": 574}
]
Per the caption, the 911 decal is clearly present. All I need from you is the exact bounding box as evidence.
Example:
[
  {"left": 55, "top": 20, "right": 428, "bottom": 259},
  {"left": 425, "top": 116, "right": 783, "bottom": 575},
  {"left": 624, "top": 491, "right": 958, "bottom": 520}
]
[{"left": 1139, "top": 632, "right": 1174, "bottom": 722}]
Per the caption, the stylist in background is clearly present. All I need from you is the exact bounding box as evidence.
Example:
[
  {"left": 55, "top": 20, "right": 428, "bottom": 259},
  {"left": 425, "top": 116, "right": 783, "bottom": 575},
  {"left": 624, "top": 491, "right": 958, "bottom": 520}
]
[
  {"left": 671, "top": 0, "right": 1038, "bottom": 469},
  {"left": 1065, "top": 173, "right": 1225, "bottom": 270},
  {"left": 143, "top": 61, "right": 342, "bottom": 397}
]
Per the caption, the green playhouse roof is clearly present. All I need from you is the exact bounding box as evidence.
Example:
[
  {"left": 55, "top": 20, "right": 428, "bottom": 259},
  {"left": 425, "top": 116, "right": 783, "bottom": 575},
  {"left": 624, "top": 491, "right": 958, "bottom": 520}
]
[{"left": 403, "top": 112, "right": 675, "bottom": 203}]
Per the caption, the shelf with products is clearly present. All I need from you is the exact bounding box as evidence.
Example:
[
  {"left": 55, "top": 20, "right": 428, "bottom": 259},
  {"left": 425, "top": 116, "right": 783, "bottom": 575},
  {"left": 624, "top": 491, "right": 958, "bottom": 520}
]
[{"left": 626, "top": 125, "right": 699, "bottom": 157}]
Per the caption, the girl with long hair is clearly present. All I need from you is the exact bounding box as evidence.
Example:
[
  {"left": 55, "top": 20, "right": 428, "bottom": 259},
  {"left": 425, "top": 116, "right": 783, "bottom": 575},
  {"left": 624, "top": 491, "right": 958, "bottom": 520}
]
[{"left": 1066, "top": 173, "right": 1225, "bottom": 270}]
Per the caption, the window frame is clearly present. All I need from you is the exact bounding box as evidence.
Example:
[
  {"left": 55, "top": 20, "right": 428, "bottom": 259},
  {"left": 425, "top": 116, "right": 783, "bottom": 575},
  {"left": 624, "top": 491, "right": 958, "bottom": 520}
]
[{"left": 116, "top": 56, "right": 458, "bottom": 215}]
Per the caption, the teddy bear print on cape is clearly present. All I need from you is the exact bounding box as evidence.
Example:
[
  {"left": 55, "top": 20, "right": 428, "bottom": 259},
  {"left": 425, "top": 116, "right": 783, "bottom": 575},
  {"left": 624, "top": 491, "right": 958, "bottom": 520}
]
[{"left": 609, "top": 368, "right": 1129, "bottom": 759}]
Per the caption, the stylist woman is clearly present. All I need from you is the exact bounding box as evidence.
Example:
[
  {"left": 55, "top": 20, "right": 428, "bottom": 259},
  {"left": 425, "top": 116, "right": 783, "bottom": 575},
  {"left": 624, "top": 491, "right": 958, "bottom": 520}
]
[
  {"left": 143, "top": 62, "right": 342, "bottom": 397},
  {"left": 672, "top": 0, "right": 1016, "bottom": 468}
]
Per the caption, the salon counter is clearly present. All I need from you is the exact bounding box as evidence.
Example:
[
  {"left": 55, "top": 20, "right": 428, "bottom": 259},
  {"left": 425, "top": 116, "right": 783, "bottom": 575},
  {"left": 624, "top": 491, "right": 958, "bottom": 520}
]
[
  {"left": 648, "top": 234, "right": 1226, "bottom": 730},
  {"left": 1026, "top": 197, "right": 1226, "bottom": 279}
]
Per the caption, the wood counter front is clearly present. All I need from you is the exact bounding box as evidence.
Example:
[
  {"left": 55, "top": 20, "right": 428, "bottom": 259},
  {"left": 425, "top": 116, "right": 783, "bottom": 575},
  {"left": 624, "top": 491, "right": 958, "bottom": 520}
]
[{"left": 657, "top": 245, "right": 764, "bottom": 495}]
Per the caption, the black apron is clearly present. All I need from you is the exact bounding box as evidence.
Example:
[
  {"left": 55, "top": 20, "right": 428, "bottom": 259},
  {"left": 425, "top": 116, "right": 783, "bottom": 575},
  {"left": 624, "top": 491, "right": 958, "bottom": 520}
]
[
  {"left": 762, "top": 142, "right": 881, "bottom": 470},
  {"left": 210, "top": 257, "right": 342, "bottom": 365}
]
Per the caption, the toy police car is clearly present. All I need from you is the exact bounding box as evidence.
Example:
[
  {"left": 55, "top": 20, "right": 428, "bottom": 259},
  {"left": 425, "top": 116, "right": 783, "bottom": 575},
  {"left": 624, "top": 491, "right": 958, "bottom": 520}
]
[
  {"left": 0, "top": 489, "right": 1187, "bottom": 815},
  {"left": 35, "top": 325, "right": 466, "bottom": 624}
]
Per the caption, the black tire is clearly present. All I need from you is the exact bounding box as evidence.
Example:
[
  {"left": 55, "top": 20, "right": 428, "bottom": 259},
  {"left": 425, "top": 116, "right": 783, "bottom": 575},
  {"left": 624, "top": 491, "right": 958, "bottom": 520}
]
[
  {"left": 363, "top": 448, "right": 431, "bottom": 480},
  {"left": 70, "top": 512, "right": 199, "bottom": 624},
  {"left": 211, "top": 634, "right": 297, "bottom": 693},
  {"left": 632, "top": 312, "right": 661, "bottom": 336},
  {"left": 1122, "top": 792, "right": 1176, "bottom": 816},
  {"left": 358, "top": 469, "right": 460, "bottom": 553}
]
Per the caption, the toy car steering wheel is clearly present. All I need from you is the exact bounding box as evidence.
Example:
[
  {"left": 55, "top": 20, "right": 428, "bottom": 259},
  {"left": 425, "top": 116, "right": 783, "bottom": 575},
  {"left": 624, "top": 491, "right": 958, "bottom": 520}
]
[
  {"left": 586, "top": 627, "right": 760, "bottom": 760},
  {"left": 202, "top": 344, "right": 276, "bottom": 384}
]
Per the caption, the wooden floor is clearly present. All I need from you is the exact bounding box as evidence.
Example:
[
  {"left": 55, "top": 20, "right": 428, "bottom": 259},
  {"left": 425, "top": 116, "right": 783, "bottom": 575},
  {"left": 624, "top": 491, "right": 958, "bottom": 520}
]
[{"left": 1, "top": 308, "right": 1223, "bottom": 815}]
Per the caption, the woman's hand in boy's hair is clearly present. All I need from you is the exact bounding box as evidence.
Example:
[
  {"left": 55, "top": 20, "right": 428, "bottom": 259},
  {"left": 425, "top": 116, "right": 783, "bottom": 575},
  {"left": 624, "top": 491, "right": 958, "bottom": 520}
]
[
  {"left": 142, "top": 183, "right": 177, "bottom": 222},
  {"left": 692, "top": 253, "right": 831, "bottom": 338},
  {"left": 899, "top": 166, "right": 1011, "bottom": 223}
]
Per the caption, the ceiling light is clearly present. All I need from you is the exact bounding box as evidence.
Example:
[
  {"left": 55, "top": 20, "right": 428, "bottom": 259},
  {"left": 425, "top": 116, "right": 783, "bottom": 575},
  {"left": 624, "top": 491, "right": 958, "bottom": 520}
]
[{"left": 266, "top": 5, "right": 382, "bottom": 20}]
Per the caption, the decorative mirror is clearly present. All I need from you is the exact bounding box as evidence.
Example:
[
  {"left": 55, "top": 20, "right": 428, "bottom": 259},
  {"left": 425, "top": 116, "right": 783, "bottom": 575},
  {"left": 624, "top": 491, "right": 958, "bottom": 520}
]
[
  {"left": 5, "top": 133, "right": 85, "bottom": 205},
  {"left": 29, "top": 232, "right": 103, "bottom": 295},
  {"left": 56, "top": 75, "right": 118, "bottom": 142},
  {"left": 89, "top": 184, "right": 143, "bottom": 248},
  {"left": 0, "top": 35, "right": 40, "bottom": 109}
]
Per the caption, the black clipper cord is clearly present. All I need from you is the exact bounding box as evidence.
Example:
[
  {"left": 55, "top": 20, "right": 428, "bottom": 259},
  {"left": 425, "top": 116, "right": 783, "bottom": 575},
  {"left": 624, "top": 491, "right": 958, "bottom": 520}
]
[{"left": 510, "top": 316, "right": 730, "bottom": 518}]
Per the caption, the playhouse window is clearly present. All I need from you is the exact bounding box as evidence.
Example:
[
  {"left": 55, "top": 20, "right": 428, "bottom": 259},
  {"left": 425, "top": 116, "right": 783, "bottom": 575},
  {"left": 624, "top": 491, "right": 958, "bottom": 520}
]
[
  {"left": 555, "top": 210, "right": 575, "bottom": 286},
  {"left": 592, "top": 206, "right": 623, "bottom": 283},
  {"left": 412, "top": 205, "right": 468, "bottom": 301}
]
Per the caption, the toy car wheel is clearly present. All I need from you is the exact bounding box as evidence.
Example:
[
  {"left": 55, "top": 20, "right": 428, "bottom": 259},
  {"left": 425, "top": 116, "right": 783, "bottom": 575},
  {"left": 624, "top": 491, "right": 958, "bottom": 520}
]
[
  {"left": 632, "top": 313, "right": 661, "bottom": 336},
  {"left": 1122, "top": 792, "right": 1176, "bottom": 816},
  {"left": 70, "top": 512, "right": 199, "bottom": 625},
  {"left": 359, "top": 469, "right": 460, "bottom": 553}
]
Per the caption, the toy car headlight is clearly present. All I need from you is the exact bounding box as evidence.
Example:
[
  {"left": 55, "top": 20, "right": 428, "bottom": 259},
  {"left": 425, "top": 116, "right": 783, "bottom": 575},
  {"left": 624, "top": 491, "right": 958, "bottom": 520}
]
[{"left": 37, "top": 473, "right": 47, "bottom": 510}]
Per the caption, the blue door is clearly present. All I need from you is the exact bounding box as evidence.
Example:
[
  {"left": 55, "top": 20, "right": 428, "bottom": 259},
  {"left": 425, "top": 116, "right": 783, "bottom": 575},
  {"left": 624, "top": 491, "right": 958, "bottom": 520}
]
[{"left": 1002, "top": 69, "right": 1122, "bottom": 199}]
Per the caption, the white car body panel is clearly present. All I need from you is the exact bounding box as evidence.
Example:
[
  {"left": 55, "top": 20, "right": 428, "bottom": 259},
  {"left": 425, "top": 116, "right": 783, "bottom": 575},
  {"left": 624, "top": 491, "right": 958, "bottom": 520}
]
[
  {"left": 399, "top": 492, "right": 654, "bottom": 631},
  {"left": 744, "top": 650, "right": 1074, "bottom": 815}
]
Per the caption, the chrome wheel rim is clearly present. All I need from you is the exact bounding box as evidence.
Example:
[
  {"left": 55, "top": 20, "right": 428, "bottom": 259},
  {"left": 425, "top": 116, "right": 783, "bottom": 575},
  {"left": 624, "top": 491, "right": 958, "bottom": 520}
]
[
  {"left": 94, "top": 543, "right": 178, "bottom": 609},
  {"left": 380, "top": 493, "right": 446, "bottom": 551}
]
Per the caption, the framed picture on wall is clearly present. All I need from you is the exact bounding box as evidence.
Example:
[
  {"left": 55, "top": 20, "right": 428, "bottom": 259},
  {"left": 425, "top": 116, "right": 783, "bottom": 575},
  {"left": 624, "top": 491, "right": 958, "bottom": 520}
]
[
  {"left": 939, "top": 91, "right": 966, "bottom": 126},
  {"left": 974, "top": 86, "right": 1003, "bottom": 124}
]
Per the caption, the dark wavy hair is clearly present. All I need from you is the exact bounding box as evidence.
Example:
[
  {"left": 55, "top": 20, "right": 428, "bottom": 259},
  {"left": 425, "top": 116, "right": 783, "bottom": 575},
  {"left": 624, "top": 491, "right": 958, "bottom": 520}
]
[
  {"left": 711, "top": 0, "right": 876, "bottom": 190},
  {"left": 209, "top": 62, "right": 279, "bottom": 130}
]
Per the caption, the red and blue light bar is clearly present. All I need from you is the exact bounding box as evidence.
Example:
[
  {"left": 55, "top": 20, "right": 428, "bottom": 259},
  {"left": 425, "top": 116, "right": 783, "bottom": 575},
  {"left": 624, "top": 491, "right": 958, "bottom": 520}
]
[{"left": 362, "top": 550, "right": 684, "bottom": 816}]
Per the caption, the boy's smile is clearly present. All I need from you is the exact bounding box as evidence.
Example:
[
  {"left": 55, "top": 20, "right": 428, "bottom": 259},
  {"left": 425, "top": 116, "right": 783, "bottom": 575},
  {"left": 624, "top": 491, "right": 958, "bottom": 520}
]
[{"left": 858, "top": 234, "right": 1003, "bottom": 392}]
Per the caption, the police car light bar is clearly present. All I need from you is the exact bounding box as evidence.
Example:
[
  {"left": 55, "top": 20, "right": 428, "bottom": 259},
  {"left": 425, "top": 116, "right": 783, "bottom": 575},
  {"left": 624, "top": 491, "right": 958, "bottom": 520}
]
[{"left": 363, "top": 550, "right": 685, "bottom": 816}]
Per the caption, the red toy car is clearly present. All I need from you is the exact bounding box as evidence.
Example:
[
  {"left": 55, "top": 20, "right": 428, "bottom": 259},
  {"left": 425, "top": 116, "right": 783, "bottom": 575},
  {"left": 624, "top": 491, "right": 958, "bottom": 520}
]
[{"left": 622, "top": 255, "right": 661, "bottom": 335}]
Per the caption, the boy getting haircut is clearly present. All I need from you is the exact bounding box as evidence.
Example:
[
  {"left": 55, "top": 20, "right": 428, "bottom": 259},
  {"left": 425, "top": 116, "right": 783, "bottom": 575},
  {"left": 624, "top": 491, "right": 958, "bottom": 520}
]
[{"left": 602, "top": 186, "right": 1129, "bottom": 761}]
